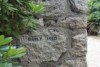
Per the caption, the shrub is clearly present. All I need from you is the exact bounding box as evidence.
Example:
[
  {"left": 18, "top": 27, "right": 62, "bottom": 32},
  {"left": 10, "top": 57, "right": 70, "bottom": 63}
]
[
  {"left": 87, "top": 0, "right": 100, "bottom": 35},
  {"left": 0, "top": 35, "right": 26, "bottom": 67},
  {"left": 0, "top": 0, "right": 45, "bottom": 37}
]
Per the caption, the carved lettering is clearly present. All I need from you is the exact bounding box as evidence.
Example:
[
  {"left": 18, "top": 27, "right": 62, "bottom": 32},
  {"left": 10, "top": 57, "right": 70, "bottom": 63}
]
[
  {"left": 27, "top": 35, "right": 58, "bottom": 42},
  {"left": 47, "top": 36, "right": 57, "bottom": 41},
  {"left": 28, "top": 36, "right": 42, "bottom": 41}
]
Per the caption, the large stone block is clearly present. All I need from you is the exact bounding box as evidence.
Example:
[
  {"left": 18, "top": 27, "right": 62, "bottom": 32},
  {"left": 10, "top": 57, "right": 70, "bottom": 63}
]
[
  {"left": 72, "top": 29, "right": 87, "bottom": 36},
  {"left": 44, "top": 0, "right": 70, "bottom": 17},
  {"left": 19, "top": 27, "right": 72, "bottom": 67},
  {"left": 43, "top": 15, "right": 87, "bottom": 28},
  {"left": 59, "top": 59, "right": 87, "bottom": 67},
  {"left": 70, "top": 0, "right": 87, "bottom": 13},
  {"left": 72, "top": 34, "right": 87, "bottom": 57},
  {"left": 66, "top": 16, "right": 87, "bottom": 29}
]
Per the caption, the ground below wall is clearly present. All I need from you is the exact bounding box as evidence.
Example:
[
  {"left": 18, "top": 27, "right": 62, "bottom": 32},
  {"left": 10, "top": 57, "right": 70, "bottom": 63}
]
[{"left": 87, "top": 36, "right": 100, "bottom": 67}]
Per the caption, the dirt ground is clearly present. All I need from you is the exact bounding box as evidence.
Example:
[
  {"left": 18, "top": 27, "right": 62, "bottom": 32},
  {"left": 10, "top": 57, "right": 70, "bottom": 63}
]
[{"left": 87, "top": 36, "right": 100, "bottom": 67}]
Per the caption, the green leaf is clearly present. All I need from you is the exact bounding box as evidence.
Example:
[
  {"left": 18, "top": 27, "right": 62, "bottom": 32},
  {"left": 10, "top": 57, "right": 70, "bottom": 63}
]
[
  {"left": 0, "top": 62, "right": 12, "bottom": 67},
  {"left": 3, "top": 47, "right": 26, "bottom": 59},
  {"left": 10, "top": 53, "right": 26, "bottom": 58},
  {"left": 4, "top": 62, "right": 12, "bottom": 67},
  {"left": 3, "top": 0, "right": 8, "bottom": 3},
  {"left": 29, "top": 2, "right": 45, "bottom": 14},
  {"left": 16, "top": 0, "right": 22, "bottom": 4},
  {"left": 0, "top": 46, "right": 9, "bottom": 51},
  {"left": 0, "top": 37, "right": 13, "bottom": 46},
  {"left": 0, "top": 35, "right": 4, "bottom": 41}
]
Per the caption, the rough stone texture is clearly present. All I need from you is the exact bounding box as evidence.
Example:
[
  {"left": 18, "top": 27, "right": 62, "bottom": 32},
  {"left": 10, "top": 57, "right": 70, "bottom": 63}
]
[
  {"left": 15, "top": 0, "right": 87, "bottom": 67},
  {"left": 43, "top": 15, "right": 87, "bottom": 29},
  {"left": 72, "top": 29, "right": 87, "bottom": 36},
  {"left": 69, "top": 0, "right": 87, "bottom": 14},
  {"left": 19, "top": 27, "right": 72, "bottom": 67},
  {"left": 59, "top": 58, "right": 87, "bottom": 67},
  {"left": 44, "top": 0, "right": 71, "bottom": 18},
  {"left": 71, "top": 34, "right": 87, "bottom": 57}
]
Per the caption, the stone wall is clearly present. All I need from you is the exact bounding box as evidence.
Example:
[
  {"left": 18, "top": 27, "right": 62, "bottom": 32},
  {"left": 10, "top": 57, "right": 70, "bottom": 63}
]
[{"left": 17, "top": 0, "right": 87, "bottom": 67}]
